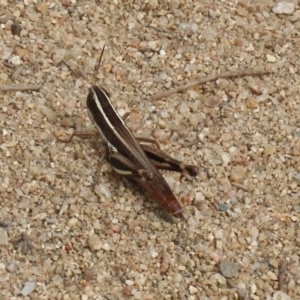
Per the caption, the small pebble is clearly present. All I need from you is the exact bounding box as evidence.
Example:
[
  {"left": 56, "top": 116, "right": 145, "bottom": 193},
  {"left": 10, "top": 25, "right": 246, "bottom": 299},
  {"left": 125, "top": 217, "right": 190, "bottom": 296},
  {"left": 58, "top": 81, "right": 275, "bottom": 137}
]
[
  {"left": 9, "top": 55, "right": 21, "bottom": 65},
  {"left": 6, "top": 262, "right": 19, "bottom": 273},
  {"left": 293, "top": 205, "right": 300, "bottom": 213},
  {"left": 21, "top": 281, "right": 36, "bottom": 296},
  {"left": 219, "top": 260, "right": 239, "bottom": 278},
  {"left": 11, "top": 22, "right": 22, "bottom": 35},
  {"left": 269, "top": 259, "right": 278, "bottom": 269},
  {"left": 150, "top": 248, "right": 158, "bottom": 258},
  {"left": 264, "top": 145, "right": 277, "bottom": 156},
  {"left": 266, "top": 54, "right": 277, "bottom": 62},
  {"left": 52, "top": 49, "right": 66, "bottom": 64},
  {"left": 248, "top": 80, "right": 274, "bottom": 95},
  {"left": 59, "top": 201, "right": 69, "bottom": 216},
  {"left": 83, "top": 269, "right": 95, "bottom": 282},
  {"left": 189, "top": 285, "right": 198, "bottom": 294},
  {"left": 272, "top": 291, "right": 291, "bottom": 300},
  {"left": 159, "top": 49, "right": 166, "bottom": 56},
  {"left": 41, "top": 106, "right": 57, "bottom": 123},
  {"left": 267, "top": 271, "right": 278, "bottom": 281},
  {"left": 238, "top": 288, "right": 249, "bottom": 299},
  {"left": 87, "top": 234, "right": 102, "bottom": 252},
  {"left": 61, "top": 117, "right": 74, "bottom": 127},
  {"left": 125, "top": 280, "right": 134, "bottom": 286},
  {"left": 67, "top": 218, "right": 78, "bottom": 227},
  {"left": 219, "top": 203, "right": 229, "bottom": 212},
  {"left": 272, "top": 2, "right": 296, "bottom": 15},
  {"left": 246, "top": 97, "right": 258, "bottom": 109},
  {"left": 293, "top": 174, "right": 300, "bottom": 181},
  {"left": 214, "top": 273, "right": 226, "bottom": 285},
  {"left": 189, "top": 115, "right": 201, "bottom": 128},
  {"left": 178, "top": 102, "right": 190, "bottom": 115},
  {"left": 111, "top": 224, "right": 121, "bottom": 233},
  {"left": 221, "top": 152, "right": 231, "bottom": 166},
  {"left": 0, "top": 73, "right": 8, "bottom": 83},
  {"left": 122, "top": 285, "right": 133, "bottom": 295},
  {"left": 0, "top": 229, "right": 9, "bottom": 246},
  {"left": 160, "top": 254, "right": 170, "bottom": 274},
  {"left": 95, "top": 183, "right": 111, "bottom": 199},
  {"left": 36, "top": 2, "right": 48, "bottom": 13},
  {"left": 102, "top": 243, "right": 111, "bottom": 251},
  {"left": 210, "top": 252, "right": 222, "bottom": 263},
  {"left": 251, "top": 283, "right": 257, "bottom": 294}
]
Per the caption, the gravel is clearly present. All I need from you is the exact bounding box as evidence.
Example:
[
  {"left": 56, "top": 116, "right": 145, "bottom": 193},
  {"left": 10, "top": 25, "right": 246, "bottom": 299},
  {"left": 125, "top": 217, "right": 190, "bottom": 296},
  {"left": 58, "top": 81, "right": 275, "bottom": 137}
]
[{"left": 0, "top": 0, "right": 300, "bottom": 299}]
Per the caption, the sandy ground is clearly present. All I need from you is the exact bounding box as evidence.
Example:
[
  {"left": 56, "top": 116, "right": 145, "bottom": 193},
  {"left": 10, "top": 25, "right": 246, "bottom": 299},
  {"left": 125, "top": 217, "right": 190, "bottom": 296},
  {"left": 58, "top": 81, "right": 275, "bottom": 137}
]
[{"left": 0, "top": 0, "right": 300, "bottom": 299}]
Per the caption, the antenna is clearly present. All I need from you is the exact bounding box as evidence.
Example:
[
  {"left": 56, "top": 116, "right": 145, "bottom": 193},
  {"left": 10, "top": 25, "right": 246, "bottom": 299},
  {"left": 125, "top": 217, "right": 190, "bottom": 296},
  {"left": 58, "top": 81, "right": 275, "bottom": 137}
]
[
  {"left": 94, "top": 44, "right": 106, "bottom": 76},
  {"left": 61, "top": 44, "right": 106, "bottom": 89}
]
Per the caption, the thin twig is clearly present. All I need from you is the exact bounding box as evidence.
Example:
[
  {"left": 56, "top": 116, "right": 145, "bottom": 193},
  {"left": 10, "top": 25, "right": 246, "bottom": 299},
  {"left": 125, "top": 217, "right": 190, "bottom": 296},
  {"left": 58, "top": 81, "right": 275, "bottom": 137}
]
[
  {"left": 151, "top": 70, "right": 271, "bottom": 101},
  {"left": 232, "top": 182, "right": 249, "bottom": 192},
  {"left": 278, "top": 259, "right": 287, "bottom": 292},
  {"left": 57, "top": 130, "right": 98, "bottom": 143},
  {"left": 0, "top": 84, "right": 42, "bottom": 92},
  {"left": 3, "top": 61, "right": 15, "bottom": 69},
  {"left": 181, "top": 139, "right": 201, "bottom": 147}
]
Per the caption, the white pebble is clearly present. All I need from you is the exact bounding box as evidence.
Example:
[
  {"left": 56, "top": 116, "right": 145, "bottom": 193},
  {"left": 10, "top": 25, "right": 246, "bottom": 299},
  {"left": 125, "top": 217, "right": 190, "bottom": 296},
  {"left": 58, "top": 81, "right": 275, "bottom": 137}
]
[
  {"left": 59, "top": 201, "right": 69, "bottom": 216},
  {"left": 125, "top": 280, "right": 134, "bottom": 286},
  {"left": 21, "top": 281, "right": 36, "bottom": 296},
  {"left": 214, "top": 273, "right": 227, "bottom": 285},
  {"left": 52, "top": 48, "right": 66, "bottom": 64},
  {"left": 67, "top": 218, "right": 78, "bottom": 227},
  {"left": 87, "top": 234, "right": 102, "bottom": 252},
  {"left": 128, "top": 22, "right": 135, "bottom": 29},
  {"left": 251, "top": 283, "right": 257, "bottom": 294},
  {"left": 150, "top": 248, "right": 158, "bottom": 258},
  {"left": 272, "top": 2, "right": 295, "bottom": 14},
  {"left": 148, "top": 40, "right": 158, "bottom": 50},
  {"left": 160, "top": 110, "right": 169, "bottom": 118},
  {"left": 233, "top": 207, "right": 242, "bottom": 214},
  {"left": 96, "top": 183, "right": 111, "bottom": 199},
  {"left": 102, "top": 243, "right": 111, "bottom": 251},
  {"left": 266, "top": 54, "right": 277, "bottom": 62},
  {"left": 221, "top": 152, "right": 231, "bottom": 166},
  {"left": 189, "top": 115, "right": 200, "bottom": 128},
  {"left": 179, "top": 102, "right": 190, "bottom": 114},
  {"left": 195, "top": 192, "right": 204, "bottom": 202},
  {"left": 2, "top": 129, "right": 8, "bottom": 136},
  {"left": 267, "top": 271, "right": 278, "bottom": 280},
  {"left": 272, "top": 291, "right": 291, "bottom": 300},
  {"left": 189, "top": 285, "right": 198, "bottom": 294},
  {"left": 159, "top": 49, "right": 166, "bottom": 56},
  {"left": 9, "top": 55, "right": 21, "bottom": 65}
]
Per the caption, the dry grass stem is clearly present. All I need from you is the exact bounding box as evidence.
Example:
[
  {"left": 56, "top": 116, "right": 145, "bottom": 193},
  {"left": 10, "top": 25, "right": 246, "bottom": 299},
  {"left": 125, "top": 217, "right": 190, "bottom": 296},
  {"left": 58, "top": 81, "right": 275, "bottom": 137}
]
[
  {"left": 151, "top": 70, "right": 271, "bottom": 100},
  {"left": 0, "top": 84, "right": 42, "bottom": 92}
]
